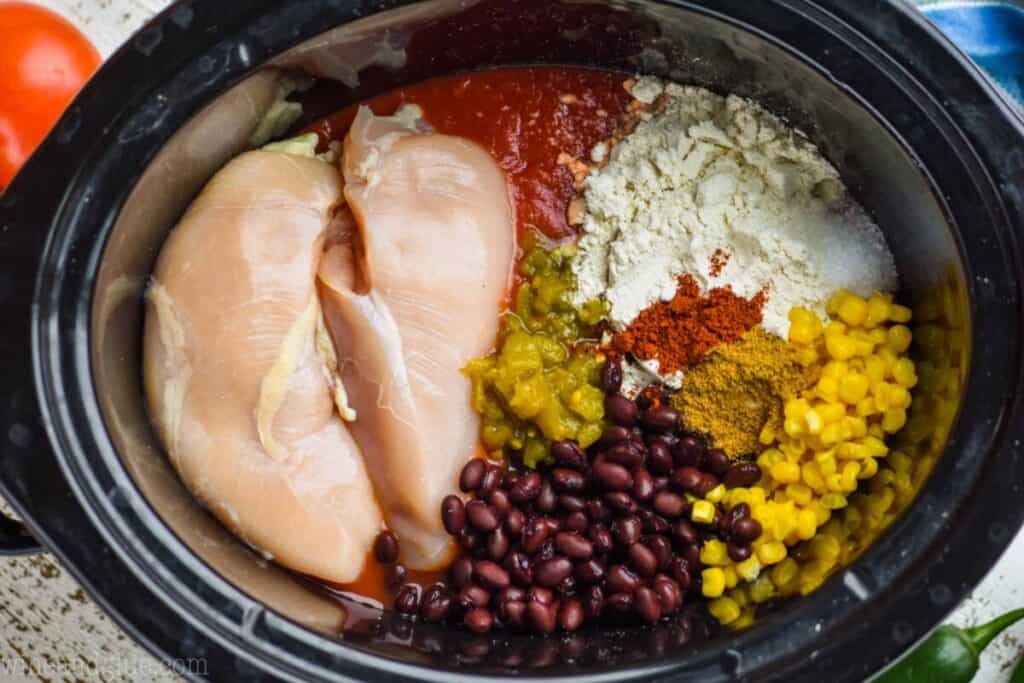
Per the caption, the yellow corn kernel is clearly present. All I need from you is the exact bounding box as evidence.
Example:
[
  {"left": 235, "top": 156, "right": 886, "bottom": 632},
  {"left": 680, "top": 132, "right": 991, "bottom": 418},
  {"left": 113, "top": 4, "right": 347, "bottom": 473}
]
[
  {"left": 862, "top": 436, "right": 889, "bottom": 458},
  {"left": 736, "top": 556, "right": 762, "bottom": 582},
  {"left": 771, "top": 461, "right": 801, "bottom": 485},
  {"left": 868, "top": 423, "right": 886, "bottom": 440},
  {"left": 700, "top": 539, "right": 730, "bottom": 566},
  {"left": 886, "top": 325, "right": 913, "bottom": 353},
  {"left": 882, "top": 408, "right": 907, "bottom": 433},
  {"left": 821, "top": 360, "right": 849, "bottom": 380},
  {"left": 785, "top": 398, "right": 811, "bottom": 420},
  {"left": 801, "top": 462, "right": 827, "bottom": 493},
  {"left": 709, "top": 596, "right": 741, "bottom": 624},
  {"left": 858, "top": 456, "right": 879, "bottom": 479},
  {"left": 817, "top": 402, "right": 845, "bottom": 424},
  {"left": 820, "top": 422, "right": 842, "bottom": 445},
  {"left": 757, "top": 448, "right": 784, "bottom": 470},
  {"left": 889, "top": 451, "right": 912, "bottom": 473},
  {"left": 865, "top": 355, "right": 886, "bottom": 384},
  {"left": 811, "top": 534, "right": 842, "bottom": 564},
  {"left": 796, "top": 508, "right": 818, "bottom": 540},
  {"left": 796, "top": 346, "right": 820, "bottom": 367},
  {"left": 891, "top": 358, "right": 918, "bottom": 388},
  {"left": 804, "top": 408, "right": 824, "bottom": 434},
  {"left": 837, "top": 295, "right": 869, "bottom": 326},
  {"left": 821, "top": 492, "right": 848, "bottom": 510},
  {"left": 706, "top": 484, "right": 727, "bottom": 504},
  {"left": 840, "top": 462, "right": 860, "bottom": 492},
  {"left": 825, "top": 334, "right": 857, "bottom": 361},
  {"left": 783, "top": 417, "right": 805, "bottom": 437},
  {"left": 786, "top": 483, "right": 813, "bottom": 506},
  {"left": 837, "top": 373, "right": 869, "bottom": 404},
  {"left": 758, "top": 424, "right": 776, "bottom": 445},
  {"left": 750, "top": 575, "right": 776, "bottom": 603},
  {"left": 692, "top": 500, "right": 716, "bottom": 524},
  {"left": 770, "top": 558, "right": 799, "bottom": 587},
  {"left": 723, "top": 565, "right": 740, "bottom": 589},
  {"left": 702, "top": 568, "right": 726, "bottom": 598},
  {"left": 855, "top": 396, "right": 876, "bottom": 417},
  {"left": 757, "top": 541, "right": 788, "bottom": 565},
  {"left": 826, "top": 472, "right": 844, "bottom": 492},
  {"left": 827, "top": 290, "right": 854, "bottom": 316},
  {"left": 865, "top": 294, "right": 891, "bottom": 328},
  {"left": 889, "top": 304, "right": 912, "bottom": 323},
  {"left": 747, "top": 487, "right": 767, "bottom": 505}
]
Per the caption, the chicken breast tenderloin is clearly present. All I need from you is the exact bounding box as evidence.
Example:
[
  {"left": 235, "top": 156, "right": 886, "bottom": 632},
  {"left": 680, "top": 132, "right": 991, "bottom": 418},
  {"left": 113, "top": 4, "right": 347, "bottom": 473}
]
[
  {"left": 318, "top": 106, "right": 515, "bottom": 570},
  {"left": 144, "top": 150, "right": 383, "bottom": 583}
]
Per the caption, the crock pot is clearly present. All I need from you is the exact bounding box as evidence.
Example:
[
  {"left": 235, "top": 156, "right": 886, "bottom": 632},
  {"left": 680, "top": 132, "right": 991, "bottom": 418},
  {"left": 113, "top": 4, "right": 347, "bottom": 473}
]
[{"left": 1, "top": 0, "right": 1023, "bottom": 680}]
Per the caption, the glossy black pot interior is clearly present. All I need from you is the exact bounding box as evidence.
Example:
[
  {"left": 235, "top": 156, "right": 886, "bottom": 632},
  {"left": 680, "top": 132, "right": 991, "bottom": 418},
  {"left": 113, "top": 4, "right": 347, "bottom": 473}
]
[{"left": 1, "top": 1, "right": 1024, "bottom": 681}]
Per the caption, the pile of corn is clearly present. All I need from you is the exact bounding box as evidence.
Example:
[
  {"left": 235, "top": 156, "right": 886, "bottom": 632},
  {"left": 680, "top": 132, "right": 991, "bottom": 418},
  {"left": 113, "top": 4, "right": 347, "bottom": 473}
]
[{"left": 701, "top": 290, "right": 928, "bottom": 626}]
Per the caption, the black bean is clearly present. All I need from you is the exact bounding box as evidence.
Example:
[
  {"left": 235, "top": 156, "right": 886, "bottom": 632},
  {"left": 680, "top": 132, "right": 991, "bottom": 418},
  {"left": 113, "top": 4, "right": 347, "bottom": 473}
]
[
  {"left": 646, "top": 536, "right": 673, "bottom": 570},
  {"left": 600, "top": 357, "right": 623, "bottom": 394},
  {"left": 509, "top": 472, "right": 543, "bottom": 503},
  {"left": 604, "top": 395, "right": 639, "bottom": 427},
  {"left": 374, "top": 531, "right": 399, "bottom": 563},
  {"left": 536, "top": 480, "right": 557, "bottom": 512},
  {"left": 607, "top": 443, "right": 644, "bottom": 469},
  {"left": 652, "top": 475, "right": 670, "bottom": 492},
  {"left": 465, "top": 607, "right": 494, "bottom": 633},
  {"left": 559, "top": 494, "right": 586, "bottom": 513},
  {"left": 635, "top": 587, "right": 662, "bottom": 623},
  {"left": 459, "top": 583, "right": 491, "bottom": 610},
  {"left": 647, "top": 440, "right": 674, "bottom": 474},
  {"left": 534, "top": 556, "right": 573, "bottom": 587},
  {"left": 441, "top": 495, "right": 466, "bottom": 535},
  {"left": 564, "top": 511, "right": 589, "bottom": 533},
  {"left": 527, "top": 600, "right": 557, "bottom": 633},
  {"left": 555, "top": 532, "right": 594, "bottom": 560},
  {"left": 501, "top": 470, "right": 520, "bottom": 490},
  {"left": 497, "top": 586, "right": 527, "bottom": 605},
  {"left": 669, "top": 556, "right": 692, "bottom": 590},
  {"left": 534, "top": 539, "right": 556, "bottom": 561},
  {"left": 559, "top": 598, "right": 585, "bottom": 632},
  {"left": 460, "top": 459, "right": 486, "bottom": 493},
  {"left": 641, "top": 406, "right": 680, "bottom": 432},
  {"left": 682, "top": 544, "right": 702, "bottom": 572},
  {"left": 529, "top": 586, "right": 555, "bottom": 605},
  {"left": 595, "top": 425, "right": 632, "bottom": 450},
  {"left": 488, "top": 490, "right": 511, "bottom": 517},
  {"left": 582, "top": 585, "right": 604, "bottom": 620},
  {"left": 672, "top": 519, "right": 698, "bottom": 546},
  {"left": 653, "top": 491, "right": 688, "bottom": 518},
  {"left": 694, "top": 473, "right": 719, "bottom": 497},
  {"left": 724, "top": 461, "right": 762, "bottom": 488},
  {"left": 604, "top": 491, "right": 638, "bottom": 514},
  {"left": 639, "top": 508, "right": 670, "bottom": 534},
  {"left": 475, "top": 560, "right": 510, "bottom": 590},
  {"left": 632, "top": 468, "right": 655, "bottom": 501},
  {"left": 607, "top": 592, "right": 635, "bottom": 616},
  {"left": 504, "top": 552, "right": 533, "bottom": 587},
  {"left": 480, "top": 465, "right": 503, "bottom": 497},
  {"left": 551, "top": 468, "right": 587, "bottom": 494},
  {"left": 387, "top": 564, "right": 407, "bottom": 587},
  {"left": 585, "top": 499, "right": 611, "bottom": 523},
  {"left": 628, "top": 543, "right": 658, "bottom": 577},
  {"left": 394, "top": 584, "right": 421, "bottom": 614},
  {"left": 605, "top": 564, "right": 642, "bottom": 593},
  {"left": 727, "top": 542, "right": 752, "bottom": 562},
  {"left": 450, "top": 556, "right": 474, "bottom": 588},
  {"left": 588, "top": 525, "right": 614, "bottom": 555},
  {"left": 420, "top": 584, "right": 452, "bottom": 623},
  {"left": 499, "top": 600, "right": 526, "bottom": 627},
  {"left": 672, "top": 436, "right": 706, "bottom": 468},
  {"left": 574, "top": 558, "right": 606, "bottom": 584},
  {"left": 612, "top": 516, "right": 642, "bottom": 546},
  {"left": 593, "top": 461, "right": 633, "bottom": 491},
  {"left": 551, "top": 440, "right": 587, "bottom": 470},
  {"left": 706, "top": 448, "right": 731, "bottom": 477},
  {"left": 653, "top": 574, "right": 682, "bottom": 614},
  {"left": 487, "top": 526, "right": 510, "bottom": 560},
  {"left": 505, "top": 508, "right": 525, "bottom": 537},
  {"left": 731, "top": 517, "right": 763, "bottom": 544},
  {"left": 557, "top": 574, "right": 576, "bottom": 597},
  {"left": 673, "top": 466, "right": 703, "bottom": 493},
  {"left": 523, "top": 516, "right": 551, "bottom": 554},
  {"left": 466, "top": 500, "right": 500, "bottom": 532}
]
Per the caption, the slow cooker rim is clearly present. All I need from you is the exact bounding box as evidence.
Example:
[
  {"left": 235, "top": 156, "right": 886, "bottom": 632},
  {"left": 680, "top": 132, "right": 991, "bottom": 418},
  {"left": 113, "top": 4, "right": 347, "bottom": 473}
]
[{"left": 12, "top": 0, "right": 1024, "bottom": 681}]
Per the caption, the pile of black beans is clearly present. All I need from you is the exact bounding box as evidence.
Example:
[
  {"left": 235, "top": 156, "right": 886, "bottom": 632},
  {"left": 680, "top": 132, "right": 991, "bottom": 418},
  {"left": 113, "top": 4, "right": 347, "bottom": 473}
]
[{"left": 390, "top": 358, "right": 763, "bottom": 634}]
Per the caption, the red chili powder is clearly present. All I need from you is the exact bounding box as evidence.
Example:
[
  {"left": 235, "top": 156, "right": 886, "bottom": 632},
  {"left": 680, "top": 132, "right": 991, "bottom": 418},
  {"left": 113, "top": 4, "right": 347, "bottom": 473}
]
[
  {"left": 613, "top": 275, "right": 766, "bottom": 374},
  {"left": 709, "top": 249, "right": 730, "bottom": 277}
]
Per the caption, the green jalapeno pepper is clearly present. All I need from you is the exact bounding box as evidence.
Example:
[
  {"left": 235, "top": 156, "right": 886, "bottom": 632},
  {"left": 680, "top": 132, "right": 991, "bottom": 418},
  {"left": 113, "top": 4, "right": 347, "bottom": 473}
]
[
  {"left": 1010, "top": 651, "right": 1024, "bottom": 683},
  {"left": 875, "top": 608, "right": 1024, "bottom": 683}
]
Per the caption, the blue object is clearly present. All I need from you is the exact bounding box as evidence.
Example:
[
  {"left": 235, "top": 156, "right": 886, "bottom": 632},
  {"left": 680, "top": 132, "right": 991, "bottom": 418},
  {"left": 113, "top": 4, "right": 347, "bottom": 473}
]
[{"left": 922, "top": 2, "right": 1024, "bottom": 104}]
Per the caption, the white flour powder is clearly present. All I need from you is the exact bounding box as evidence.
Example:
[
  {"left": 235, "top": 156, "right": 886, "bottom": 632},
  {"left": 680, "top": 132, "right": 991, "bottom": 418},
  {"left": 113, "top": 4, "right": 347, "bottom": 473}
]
[{"left": 571, "top": 77, "right": 897, "bottom": 337}]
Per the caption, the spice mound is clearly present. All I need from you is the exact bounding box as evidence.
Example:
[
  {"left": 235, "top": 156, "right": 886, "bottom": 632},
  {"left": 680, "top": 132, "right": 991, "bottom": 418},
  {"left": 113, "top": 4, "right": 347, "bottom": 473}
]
[
  {"left": 612, "top": 274, "right": 766, "bottom": 380},
  {"left": 673, "top": 328, "right": 815, "bottom": 457}
]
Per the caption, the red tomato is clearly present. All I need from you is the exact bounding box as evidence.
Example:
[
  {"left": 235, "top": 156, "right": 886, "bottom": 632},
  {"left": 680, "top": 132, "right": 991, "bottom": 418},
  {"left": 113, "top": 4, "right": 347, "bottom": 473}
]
[{"left": 0, "top": 2, "right": 100, "bottom": 189}]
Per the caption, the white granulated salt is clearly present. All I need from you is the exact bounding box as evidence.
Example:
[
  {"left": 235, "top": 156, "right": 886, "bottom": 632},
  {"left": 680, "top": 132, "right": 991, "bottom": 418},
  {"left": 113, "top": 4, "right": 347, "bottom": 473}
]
[{"left": 571, "top": 76, "right": 897, "bottom": 338}]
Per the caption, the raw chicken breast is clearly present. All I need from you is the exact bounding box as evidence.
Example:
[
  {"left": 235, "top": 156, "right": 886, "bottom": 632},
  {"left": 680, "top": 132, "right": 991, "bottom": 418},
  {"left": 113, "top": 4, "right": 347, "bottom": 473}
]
[
  {"left": 319, "top": 106, "right": 515, "bottom": 570},
  {"left": 144, "top": 150, "right": 383, "bottom": 583}
]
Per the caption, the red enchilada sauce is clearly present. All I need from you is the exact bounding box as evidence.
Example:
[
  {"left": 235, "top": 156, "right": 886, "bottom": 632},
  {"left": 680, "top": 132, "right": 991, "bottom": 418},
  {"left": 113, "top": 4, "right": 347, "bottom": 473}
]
[{"left": 301, "top": 67, "right": 631, "bottom": 603}]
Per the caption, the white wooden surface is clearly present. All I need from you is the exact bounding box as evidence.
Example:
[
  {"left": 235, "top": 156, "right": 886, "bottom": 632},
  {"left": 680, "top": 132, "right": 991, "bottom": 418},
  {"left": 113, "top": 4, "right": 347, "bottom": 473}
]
[{"left": 2, "top": 0, "right": 1022, "bottom": 680}]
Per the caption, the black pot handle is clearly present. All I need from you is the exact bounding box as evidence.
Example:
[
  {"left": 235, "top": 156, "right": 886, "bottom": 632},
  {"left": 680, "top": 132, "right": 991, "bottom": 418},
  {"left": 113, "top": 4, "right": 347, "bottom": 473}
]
[{"left": 0, "top": 515, "right": 42, "bottom": 555}]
